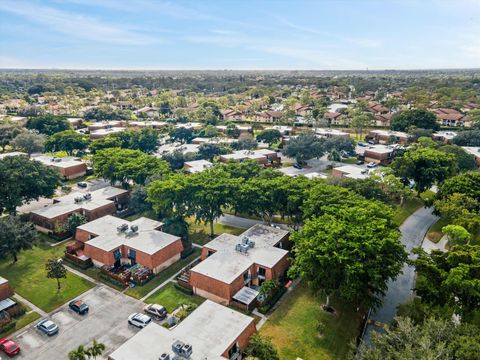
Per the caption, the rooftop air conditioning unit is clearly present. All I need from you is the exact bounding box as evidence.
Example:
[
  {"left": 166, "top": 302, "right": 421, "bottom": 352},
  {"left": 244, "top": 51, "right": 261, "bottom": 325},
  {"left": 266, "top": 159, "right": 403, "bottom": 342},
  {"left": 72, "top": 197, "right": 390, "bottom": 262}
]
[
  {"left": 181, "top": 344, "right": 193, "bottom": 357},
  {"left": 242, "top": 237, "right": 249, "bottom": 245},
  {"left": 83, "top": 193, "right": 92, "bottom": 200},
  {"left": 51, "top": 157, "right": 57, "bottom": 162},
  {"left": 54, "top": 158, "right": 62, "bottom": 162},
  {"left": 172, "top": 340, "right": 184, "bottom": 355},
  {"left": 248, "top": 240, "right": 255, "bottom": 248},
  {"left": 74, "top": 196, "right": 84, "bottom": 203},
  {"left": 159, "top": 353, "right": 170, "bottom": 360},
  {"left": 130, "top": 224, "right": 139, "bottom": 233},
  {"left": 117, "top": 223, "right": 129, "bottom": 232},
  {"left": 240, "top": 243, "right": 250, "bottom": 253}
]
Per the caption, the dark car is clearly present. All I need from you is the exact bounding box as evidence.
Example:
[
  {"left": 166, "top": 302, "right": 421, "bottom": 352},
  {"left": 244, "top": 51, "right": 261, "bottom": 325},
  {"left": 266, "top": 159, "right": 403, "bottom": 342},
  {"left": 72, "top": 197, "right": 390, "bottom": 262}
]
[
  {"left": 69, "top": 300, "right": 89, "bottom": 315},
  {"left": 356, "top": 160, "right": 364, "bottom": 165},
  {"left": 0, "top": 338, "right": 21, "bottom": 356},
  {"left": 77, "top": 182, "right": 88, "bottom": 188},
  {"left": 293, "top": 163, "right": 303, "bottom": 169},
  {"left": 36, "top": 319, "right": 59, "bottom": 336}
]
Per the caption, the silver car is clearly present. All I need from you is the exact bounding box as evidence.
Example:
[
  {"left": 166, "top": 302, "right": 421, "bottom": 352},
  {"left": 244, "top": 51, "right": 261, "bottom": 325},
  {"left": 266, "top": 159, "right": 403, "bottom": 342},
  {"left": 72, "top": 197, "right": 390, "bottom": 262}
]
[
  {"left": 36, "top": 319, "right": 59, "bottom": 336},
  {"left": 128, "top": 313, "right": 152, "bottom": 328}
]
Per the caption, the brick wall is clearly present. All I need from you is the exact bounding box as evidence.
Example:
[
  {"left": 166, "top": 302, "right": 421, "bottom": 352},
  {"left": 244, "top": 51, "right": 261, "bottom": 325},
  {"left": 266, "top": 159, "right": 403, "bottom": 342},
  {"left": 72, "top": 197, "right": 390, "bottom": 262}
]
[
  {"left": 221, "top": 320, "right": 257, "bottom": 358},
  {"left": 0, "top": 281, "right": 14, "bottom": 301}
]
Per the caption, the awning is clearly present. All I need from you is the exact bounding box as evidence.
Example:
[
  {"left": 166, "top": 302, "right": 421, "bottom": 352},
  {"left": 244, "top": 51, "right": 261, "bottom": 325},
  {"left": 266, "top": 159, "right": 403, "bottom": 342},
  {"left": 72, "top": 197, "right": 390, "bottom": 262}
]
[
  {"left": 232, "top": 287, "right": 259, "bottom": 306},
  {"left": 0, "top": 298, "right": 16, "bottom": 312}
]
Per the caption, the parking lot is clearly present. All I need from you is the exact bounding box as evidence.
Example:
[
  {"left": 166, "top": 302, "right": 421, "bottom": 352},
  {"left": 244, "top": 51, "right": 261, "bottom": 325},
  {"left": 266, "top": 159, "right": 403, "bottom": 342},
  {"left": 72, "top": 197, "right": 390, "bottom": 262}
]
[{"left": 13, "top": 285, "right": 145, "bottom": 360}]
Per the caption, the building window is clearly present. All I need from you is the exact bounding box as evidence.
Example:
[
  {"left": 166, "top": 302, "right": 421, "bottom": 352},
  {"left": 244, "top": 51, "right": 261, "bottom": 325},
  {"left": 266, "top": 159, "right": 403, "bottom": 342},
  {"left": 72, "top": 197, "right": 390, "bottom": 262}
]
[
  {"left": 128, "top": 249, "right": 136, "bottom": 260},
  {"left": 113, "top": 249, "right": 121, "bottom": 260},
  {"left": 228, "top": 343, "right": 240, "bottom": 359},
  {"left": 207, "top": 250, "right": 215, "bottom": 257},
  {"left": 258, "top": 267, "right": 266, "bottom": 277}
]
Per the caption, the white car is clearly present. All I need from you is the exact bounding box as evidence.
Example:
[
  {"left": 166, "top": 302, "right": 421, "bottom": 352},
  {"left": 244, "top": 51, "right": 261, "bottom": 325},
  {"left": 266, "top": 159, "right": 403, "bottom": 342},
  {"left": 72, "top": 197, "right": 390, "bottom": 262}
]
[{"left": 128, "top": 313, "right": 152, "bottom": 328}]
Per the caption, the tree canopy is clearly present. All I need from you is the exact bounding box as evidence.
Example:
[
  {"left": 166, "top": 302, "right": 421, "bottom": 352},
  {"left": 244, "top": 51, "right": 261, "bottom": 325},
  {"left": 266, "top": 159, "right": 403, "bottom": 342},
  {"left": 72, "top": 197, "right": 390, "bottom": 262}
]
[
  {"left": 392, "top": 147, "right": 457, "bottom": 193},
  {"left": 0, "top": 155, "right": 60, "bottom": 214},
  {"left": 390, "top": 109, "right": 439, "bottom": 132},
  {"left": 93, "top": 148, "right": 170, "bottom": 187},
  {"left": 290, "top": 199, "right": 406, "bottom": 307},
  {"left": 283, "top": 133, "right": 324, "bottom": 164},
  {"left": 45, "top": 130, "right": 89, "bottom": 155},
  {"left": 26, "top": 114, "right": 71, "bottom": 135},
  {"left": 0, "top": 216, "right": 37, "bottom": 262},
  {"left": 256, "top": 129, "right": 282, "bottom": 146}
]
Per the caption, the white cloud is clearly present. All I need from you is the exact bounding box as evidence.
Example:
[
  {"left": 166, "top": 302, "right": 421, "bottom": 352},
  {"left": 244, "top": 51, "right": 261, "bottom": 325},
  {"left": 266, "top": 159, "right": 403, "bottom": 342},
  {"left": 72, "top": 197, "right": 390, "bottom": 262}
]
[{"left": 0, "top": 0, "right": 160, "bottom": 45}]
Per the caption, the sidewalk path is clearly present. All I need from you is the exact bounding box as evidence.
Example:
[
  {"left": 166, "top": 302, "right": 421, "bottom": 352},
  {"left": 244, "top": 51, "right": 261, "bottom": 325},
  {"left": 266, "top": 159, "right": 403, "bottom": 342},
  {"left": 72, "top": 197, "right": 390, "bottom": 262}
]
[
  {"left": 362, "top": 207, "right": 438, "bottom": 344},
  {"left": 14, "top": 293, "right": 47, "bottom": 317}
]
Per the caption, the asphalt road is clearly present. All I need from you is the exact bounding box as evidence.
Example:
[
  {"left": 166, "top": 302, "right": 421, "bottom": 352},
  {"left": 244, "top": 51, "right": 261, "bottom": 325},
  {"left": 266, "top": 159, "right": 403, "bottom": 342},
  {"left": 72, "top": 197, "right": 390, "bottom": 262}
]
[
  {"left": 362, "top": 206, "right": 439, "bottom": 344},
  {"left": 13, "top": 285, "right": 146, "bottom": 360}
]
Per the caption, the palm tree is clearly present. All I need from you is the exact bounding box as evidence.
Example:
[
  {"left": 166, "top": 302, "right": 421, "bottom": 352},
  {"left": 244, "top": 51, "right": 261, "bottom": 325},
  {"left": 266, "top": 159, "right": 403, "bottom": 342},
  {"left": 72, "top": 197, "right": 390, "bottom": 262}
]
[
  {"left": 86, "top": 339, "right": 106, "bottom": 360},
  {"left": 69, "top": 345, "right": 88, "bottom": 360}
]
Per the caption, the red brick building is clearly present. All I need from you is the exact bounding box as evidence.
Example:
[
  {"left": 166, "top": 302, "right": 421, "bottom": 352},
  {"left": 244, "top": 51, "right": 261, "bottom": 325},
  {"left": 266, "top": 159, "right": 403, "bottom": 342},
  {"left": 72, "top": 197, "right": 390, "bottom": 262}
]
[
  {"left": 31, "top": 155, "right": 88, "bottom": 180},
  {"left": 76, "top": 215, "right": 183, "bottom": 274},
  {"left": 0, "top": 276, "right": 14, "bottom": 301},
  {"left": 190, "top": 224, "right": 290, "bottom": 307},
  {"left": 109, "top": 300, "right": 256, "bottom": 360},
  {"left": 30, "top": 186, "right": 129, "bottom": 235}
]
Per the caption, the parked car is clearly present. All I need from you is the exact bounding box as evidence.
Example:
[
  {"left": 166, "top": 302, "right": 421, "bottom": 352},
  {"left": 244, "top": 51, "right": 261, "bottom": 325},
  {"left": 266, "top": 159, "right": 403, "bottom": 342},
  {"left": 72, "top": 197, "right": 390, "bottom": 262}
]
[
  {"left": 293, "top": 163, "right": 303, "bottom": 169},
  {"left": 69, "top": 300, "right": 89, "bottom": 315},
  {"left": 358, "top": 142, "right": 367, "bottom": 147},
  {"left": 356, "top": 160, "right": 364, "bottom": 165},
  {"left": 367, "top": 140, "right": 375, "bottom": 145},
  {"left": 128, "top": 313, "right": 152, "bottom": 328},
  {"left": 367, "top": 162, "right": 377, "bottom": 168},
  {"left": 144, "top": 304, "right": 167, "bottom": 320},
  {"left": 36, "top": 319, "right": 59, "bottom": 336},
  {"left": 77, "top": 182, "right": 88, "bottom": 188},
  {"left": 0, "top": 338, "right": 20, "bottom": 356}
]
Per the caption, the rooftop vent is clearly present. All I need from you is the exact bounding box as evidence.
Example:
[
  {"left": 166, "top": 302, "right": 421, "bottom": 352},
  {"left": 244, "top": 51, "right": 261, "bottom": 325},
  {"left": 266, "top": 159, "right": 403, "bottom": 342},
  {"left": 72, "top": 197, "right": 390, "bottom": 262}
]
[
  {"left": 130, "top": 224, "right": 139, "bottom": 233},
  {"left": 83, "top": 193, "right": 92, "bottom": 200},
  {"left": 117, "top": 223, "right": 129, "bottom": 232},
  {"left": 172, "top": 340, "right": 184, "bottom": 355},
  {"left": 236, "top": 243, "right": 250, "bottom": 254},
  {"left": 159, "top": 353, "right": 170, "bottom": 360},
  {"left": 74, "top": 196, "right": 84, "bottom": 203},
  {"left": 181, "top": 343, "right": 193, "bottom": 357},
  {"left": 54, "top": 158, "right": 62, "bottom": 162}
]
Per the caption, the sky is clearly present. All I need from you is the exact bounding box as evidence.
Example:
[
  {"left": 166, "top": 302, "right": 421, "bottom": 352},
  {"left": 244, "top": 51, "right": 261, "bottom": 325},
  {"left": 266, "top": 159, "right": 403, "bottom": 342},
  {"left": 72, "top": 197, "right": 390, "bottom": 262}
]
[{"left": 0, "top": 0, "right": 479, "bottom": 70}]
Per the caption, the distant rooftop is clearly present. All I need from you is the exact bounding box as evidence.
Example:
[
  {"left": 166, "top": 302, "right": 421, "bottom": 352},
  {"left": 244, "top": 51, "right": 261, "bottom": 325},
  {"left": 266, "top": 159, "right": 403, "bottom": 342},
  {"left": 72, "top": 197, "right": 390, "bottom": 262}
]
[
  {"left": 31, "top": 155, "right": 86, "bottom": 169},
  {"left": 31, "top": 186, "right": 128, "bottom": 219}
]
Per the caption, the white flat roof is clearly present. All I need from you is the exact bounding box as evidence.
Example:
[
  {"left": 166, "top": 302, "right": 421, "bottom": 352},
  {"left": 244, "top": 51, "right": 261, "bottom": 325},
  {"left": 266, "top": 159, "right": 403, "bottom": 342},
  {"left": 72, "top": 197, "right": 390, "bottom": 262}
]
[
  {"left": 370, "top": 130, "right": 410, "bottom": 138},
  {"left": 334, "top": 165, "right": 369, "bottom": 179},
  {"left": 191, "top": 225, "right": 289, "bottom": 284},
  {"left": 462, "top": 146, "right": 480, "bottom": 158},
  {"left": 184, "top": 160, "right": 213, "bottom": 173},
  {"left": 31, "top": 186, "right": 128, "bottom": 219},
  {"left": 31, "top": 155, "right": 86, "bottom": 169},
  {"left": 0, "top": 151, "right": 26, "bottom": 159},
  {"left": 109, "top": 300, "right": 254, "bottom": 360},
  {"left": 80, "top": 215, "right": 176, "bottom": 255},
  {"left": 364, "top": 144, "right": 395, "bottom": 154},
  {"left": 0, "top": 276, "right": 8, "bottom": 286},
  {"left": 90, "top": 127, "right": 126, "bottom": 136},
  {"left": 221, "top": 149, "right": 274, "bottom": 161}
]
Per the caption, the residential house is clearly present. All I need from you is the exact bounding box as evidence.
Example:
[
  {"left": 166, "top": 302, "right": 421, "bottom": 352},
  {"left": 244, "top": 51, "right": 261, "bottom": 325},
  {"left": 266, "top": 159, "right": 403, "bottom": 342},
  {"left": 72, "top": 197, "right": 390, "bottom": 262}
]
[
  {"left": 359, "top": 144, "right": 399, "bottom": 165},
  {"left": 75, "top": 216, "right": 183, "bottom": 274},
  {"left": 253, "top": 111, "right": 283, "bottom": 123},
  {"left": 184, "top": 160, "right": 214, "bottom": 173},
  {"left": 323, "top": 111, "right": 344, "bottom": 125},
  {"left": 90, "top": 127, "right": 127, "bottom": 140},
  {"left": 293, "top": 104, "right": 312, "bottom": 117},
  {"left": 332, "top": 165, "right": 370, "bottom": 180},
  {"left": 30, "top": 186, "right": 129, "bottom": 235},
  {"left": 128, "top": 121, "right": 167, "bottom": 129},
  {"left": 432, "top": 108, "right": 468, "bottom": 127},
  {"left": 220, "top": 109, "right": 245, "bottom": 121},
  {"left": 31, "top": 155, "right": 88, "bottom": 180},
  {"left": 432, "top": 131, "right": 457, "bottom": 144},
  {"left": 366, "top": 130, "right": 410, "bottom": 144},
  {"left": 108, "top": 300, "right": 256, "bottom": 360},
  {"left": 219, "top": 149, "right": 280, "bottom": 167},
  {"left": 189, "top": 224, "right": 290, "bottom": 308},
  {"left": 374, "top": 113, "right": 393, "bottom": 127},
  {"left": 67, "top": 118, "right": 83, "bottom": 129},
  {"left": 462, "top": 147, "right": 480, "bottom": 167},
  {"left": 315, "top": 128, "right": 350, "bottom": 139}
]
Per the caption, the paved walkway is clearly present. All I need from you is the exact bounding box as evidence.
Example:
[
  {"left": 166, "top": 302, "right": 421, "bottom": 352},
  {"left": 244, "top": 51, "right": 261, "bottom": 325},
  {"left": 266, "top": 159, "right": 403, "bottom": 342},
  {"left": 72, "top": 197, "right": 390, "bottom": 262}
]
[
  {"left": 422, "top": 234, "right": 448, "bottom": 253},
  {"left": 140, "top": 255, "right": 201, "bottom": 302},
  {"left": 13, "top": 293, "right": 48, "bottom": 317},
  {"left": 362, "top": 206, "right": 438, "bottom": 344}
]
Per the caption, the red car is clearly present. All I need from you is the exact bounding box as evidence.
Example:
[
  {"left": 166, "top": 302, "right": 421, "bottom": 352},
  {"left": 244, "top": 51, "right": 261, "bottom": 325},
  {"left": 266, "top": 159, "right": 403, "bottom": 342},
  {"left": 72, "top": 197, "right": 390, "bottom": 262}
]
[{"left": 0, "top": 338, "right": 21, "bottom": 356}]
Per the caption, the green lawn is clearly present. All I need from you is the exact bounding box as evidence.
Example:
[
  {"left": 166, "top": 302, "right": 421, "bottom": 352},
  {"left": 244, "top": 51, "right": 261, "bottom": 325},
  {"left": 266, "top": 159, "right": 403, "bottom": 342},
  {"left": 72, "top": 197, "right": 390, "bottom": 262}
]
[
  {"left": 0, "top": 242, "right": 95, "bottom": 312},
  {"left": 261, "top": 283, "right": 364, "bottom": 360},
  {"left": 426, "top": 217, "right": 449, "bottom": 243},
  {"left": 125, "top": 247, "right": 201, "bottom": 299},
  {"left": 0, "top": 312, "right": 41, "bottom": 337},
  {"left": 188, "top": 218, "right": 245, "bottom": 246},
  {"left": 144, "top": 282, "right": 205, "bottom": 313},
  {"left": 123, "top": 210, "right": 159, "bottom": 222},
  {"left": 392, "top": 197, "right": 424, "bottom": 226}
]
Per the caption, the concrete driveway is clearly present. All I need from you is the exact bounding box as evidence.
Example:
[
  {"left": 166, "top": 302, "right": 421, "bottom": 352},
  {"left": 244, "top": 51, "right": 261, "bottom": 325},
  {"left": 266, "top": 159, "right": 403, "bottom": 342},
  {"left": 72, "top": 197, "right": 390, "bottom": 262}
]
[{"left": 13, "top": 285, "right": 146, "bottom": 360}]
